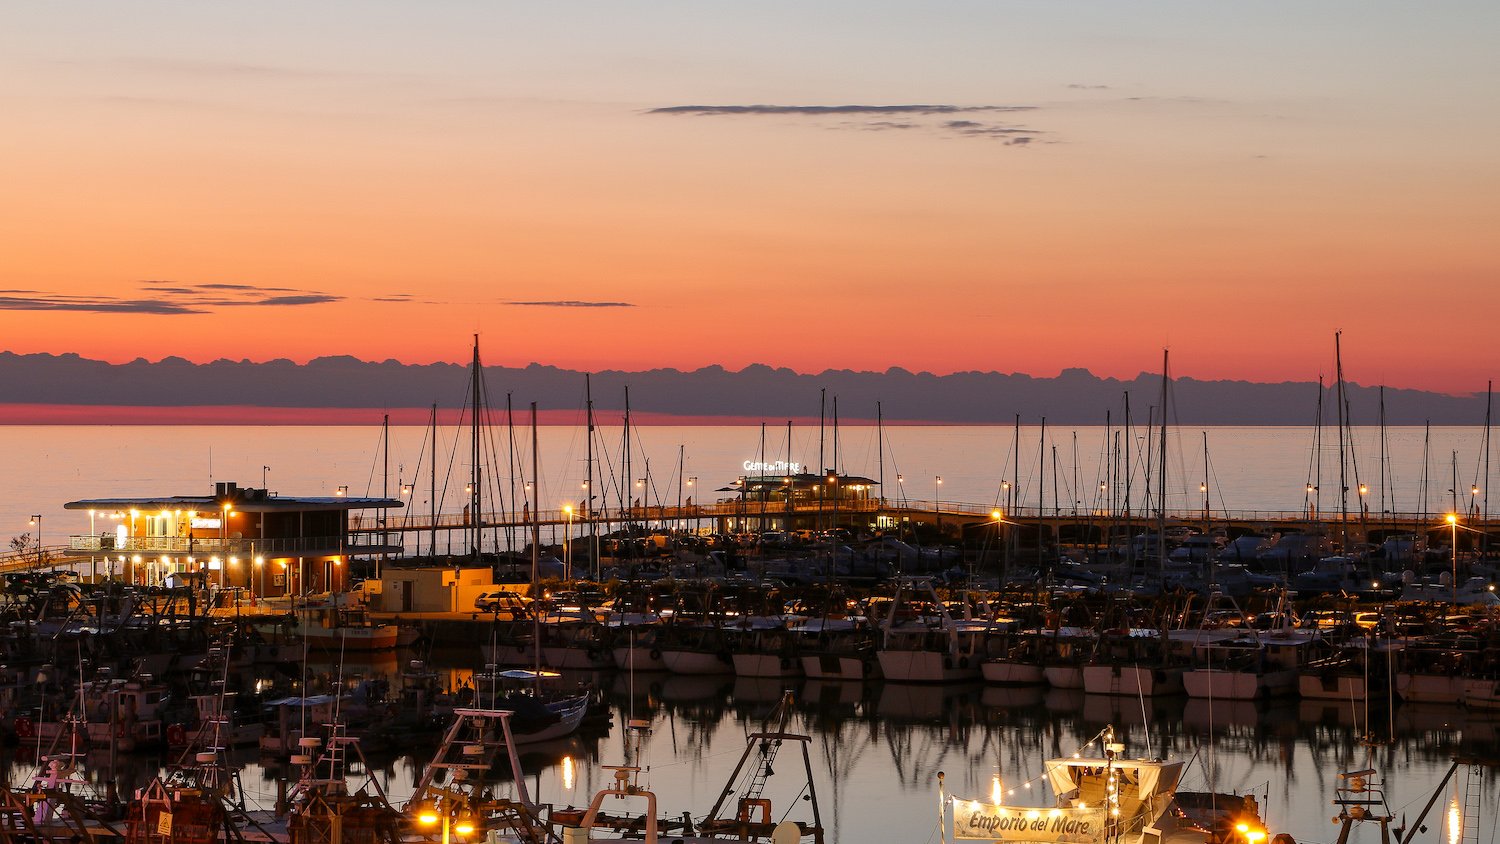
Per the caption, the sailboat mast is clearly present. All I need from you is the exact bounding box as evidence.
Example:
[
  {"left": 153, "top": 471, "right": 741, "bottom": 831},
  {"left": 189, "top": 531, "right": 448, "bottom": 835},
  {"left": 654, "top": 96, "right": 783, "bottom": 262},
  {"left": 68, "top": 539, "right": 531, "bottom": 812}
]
[
  {"left": 1123, "top": 393, "right": 1132, "bottom": 565},
  {"left": 1158, "top": 349, "right": 1169, "bottom": 579},
  {"left": 530, "top": 402, "right": 541, "bottom": 675},
  {"left": 470, "top": 336, "right": 483, "bottom": 561},
  {"left": 586, "top": 374, "right": 598, "bottom": 580},
  {"left": 380, "top": 413, "right": 388, "bottom": 580},
  {"left": 623, "top": 387, "right": 632, "bottom": 534},
  {"left": 1335, "top": 331, "right": 1349, "bottom": 552},
  {"left": 430, "top": 402, "right": 437, "bottom": 560},
  {"left": 877, "top": 402, "right": 885, "bottom": 515},
  {"left": 818, "top": 389, "right": 826, "bottom": 534},
  {"left": 507, "top": 393, "right": 517, "bottom": 555},
  {"left": 1038, "top": 417, "right": 1046, "bottom": 579},
  {"left": 1485, "top": 382, "right": 1493, "bottom": 555}
]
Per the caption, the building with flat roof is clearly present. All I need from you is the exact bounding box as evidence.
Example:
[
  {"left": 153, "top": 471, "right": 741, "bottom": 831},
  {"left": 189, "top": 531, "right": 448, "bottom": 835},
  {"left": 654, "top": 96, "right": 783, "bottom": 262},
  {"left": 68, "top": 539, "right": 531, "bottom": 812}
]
[{"left": 65, "top": 480, "right": 402, "bottom": 595}]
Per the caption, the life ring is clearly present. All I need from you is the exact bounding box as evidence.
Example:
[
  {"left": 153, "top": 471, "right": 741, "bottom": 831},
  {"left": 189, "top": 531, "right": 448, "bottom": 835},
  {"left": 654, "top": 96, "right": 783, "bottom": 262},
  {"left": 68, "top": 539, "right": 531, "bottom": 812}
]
[
  {"left": 13, "top": 717, "right": 33, "bottom": 739},
  {"left": 648, "top": 649, "right": 663, "bottom": 661},
  {"left": 167, "top": 724, "right": 187, "bottom": 746}
]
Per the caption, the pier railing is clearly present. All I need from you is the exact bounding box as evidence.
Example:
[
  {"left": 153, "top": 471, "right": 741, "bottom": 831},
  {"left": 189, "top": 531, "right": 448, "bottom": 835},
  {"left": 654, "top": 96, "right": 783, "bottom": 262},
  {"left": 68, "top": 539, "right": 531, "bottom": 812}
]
[
  {"left": 66, "top": 534, "right": 400, "bottom": 557},
  {"left": 348, "top": 498, "right": 1492, "bottom": 532}
]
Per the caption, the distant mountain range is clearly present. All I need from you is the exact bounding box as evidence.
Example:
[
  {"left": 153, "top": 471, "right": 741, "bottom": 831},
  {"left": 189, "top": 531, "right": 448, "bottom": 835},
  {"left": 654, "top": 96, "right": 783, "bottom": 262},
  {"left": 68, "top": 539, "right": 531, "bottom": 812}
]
[{"left": 0, "top": 351, "right": 1489, "bottom": 425}]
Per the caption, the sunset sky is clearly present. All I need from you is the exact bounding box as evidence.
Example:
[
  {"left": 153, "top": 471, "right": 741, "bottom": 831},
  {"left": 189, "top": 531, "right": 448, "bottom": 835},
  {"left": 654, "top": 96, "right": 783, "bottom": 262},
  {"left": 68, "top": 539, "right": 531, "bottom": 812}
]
[{"left": 2, "top": 2, "right": 1497, "bottom": 393}]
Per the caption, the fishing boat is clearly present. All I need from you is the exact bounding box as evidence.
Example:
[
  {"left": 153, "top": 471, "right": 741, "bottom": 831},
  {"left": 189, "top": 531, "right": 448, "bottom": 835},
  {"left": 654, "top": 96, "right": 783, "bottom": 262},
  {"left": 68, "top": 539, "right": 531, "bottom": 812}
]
[
  {"left": 942, "top": 727, "right": 1270, "bottom": 844},
  {"left": 876, "top": 577, "right": 987, "bottom": 683},
  {"left": 1081, "top": 628, "right": 1184, "bottom": 697},
  {"left": 552, "top": 691, "right": 825, "bottom": 843},
  {"left": 794, "top": 616, "right": 880, "bottom": 681},
  {"left": 728, "top": 616, "right": 803, "bottom": 679},
  {"left": 297, "top": 604, "right": 399, "bottom": 651}
]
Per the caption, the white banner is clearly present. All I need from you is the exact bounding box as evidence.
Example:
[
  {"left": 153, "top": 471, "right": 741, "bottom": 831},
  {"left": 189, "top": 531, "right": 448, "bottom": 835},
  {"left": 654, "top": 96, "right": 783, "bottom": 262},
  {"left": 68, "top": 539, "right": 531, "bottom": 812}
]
[{"left": 953, "top": 803, "right": 1105, "bottom": 843}]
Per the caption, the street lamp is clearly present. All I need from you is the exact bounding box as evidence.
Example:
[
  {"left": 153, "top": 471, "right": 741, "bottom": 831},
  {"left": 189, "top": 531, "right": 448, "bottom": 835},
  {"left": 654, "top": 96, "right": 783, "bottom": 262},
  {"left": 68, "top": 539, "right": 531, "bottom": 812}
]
[
  {"left": 28, "top": 515, "right": 41, "bottom": 567},
  {"left": 562, "top": 504, "right": 574, "bottom": 581},
  {"left": 416, "top": 802, "right": 475, "bottom": 844},
  {"left": 1447, "top": 513, "right": 1459, "bottom": 607}
]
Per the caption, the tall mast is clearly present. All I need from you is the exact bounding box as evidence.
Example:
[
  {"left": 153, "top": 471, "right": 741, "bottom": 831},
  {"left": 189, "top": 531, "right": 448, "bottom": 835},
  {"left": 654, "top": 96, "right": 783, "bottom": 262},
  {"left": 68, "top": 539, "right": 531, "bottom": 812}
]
[
  {"left": 818, "top": 389, "right": 826, "bottom": 533},
  {"left": 470, "top": 336, "right": 483, "bottom": 562},
  {"left": 877, "top": 402, "right": 885, "bottom": 514},
  {"left": 507, "top": 392, "right": 517, "bottom": 555},
  {"left": 1158, "top": 349, "right": 1169, "bottom": 579},
  {"left": 586, "top": 374, "right": 598, "bottom": 579},
  {"left": 677, "top": 443, "right": 685, "bottom": 539},
  {"left": 758, "top": 422, "right": 768, "bottom": 542},
  {"left": 530, "top": 402, "right": 541, "bottom": 676},
  {"left": 623, "top": 386, "right": 632, "bottom": 534},
  {"left": 1335, "top": 331, "right": 1349, "bottom": 553},
  {"left": 1420, "top": 421, "right": 1431, "bottom": 522},
  {"left": 1123, "top": 393, "right": 1132, "bottom": 565},
  {"left": 430, "top": 402, "right": 438, "bottom": 560},
  {"left": 831, "top": 396, "right": 840, "bottom": 577},
  {"left": 1485, "top": 382, "right": 1493, "bottom": 556},
  {"left": 380, "top": 413, "right": 388, "bottom": 580},
  {"left": 1038, "top": 418, "right": 1047, "bottom": 580}
]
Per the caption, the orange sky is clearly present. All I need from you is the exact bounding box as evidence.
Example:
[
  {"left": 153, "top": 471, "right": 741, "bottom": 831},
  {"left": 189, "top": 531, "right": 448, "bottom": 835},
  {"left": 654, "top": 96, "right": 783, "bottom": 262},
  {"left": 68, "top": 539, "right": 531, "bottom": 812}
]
[{"left": 2, "top": 3, "right": 1497, "bottom": 394}]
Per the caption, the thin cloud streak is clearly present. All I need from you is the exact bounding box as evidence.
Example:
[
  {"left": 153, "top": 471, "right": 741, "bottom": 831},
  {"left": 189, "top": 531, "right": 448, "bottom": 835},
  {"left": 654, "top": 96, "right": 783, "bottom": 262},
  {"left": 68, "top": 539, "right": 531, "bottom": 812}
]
[
  {"left": 506, "top": 300, "right": 635, "bottom": 308},
  {"left": 650, "top": 104, "right": 1035, "bottom": 116}
]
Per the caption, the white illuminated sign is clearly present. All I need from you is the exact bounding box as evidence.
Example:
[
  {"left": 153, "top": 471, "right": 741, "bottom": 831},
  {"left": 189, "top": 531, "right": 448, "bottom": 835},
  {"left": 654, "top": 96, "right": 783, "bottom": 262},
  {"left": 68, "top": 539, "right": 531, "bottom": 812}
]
[
  {"left": 191, "top": 518, "right": 222, "bottom": 529},
  {"left": 743, "top": 460, "right": 801, "bottom": 475}
]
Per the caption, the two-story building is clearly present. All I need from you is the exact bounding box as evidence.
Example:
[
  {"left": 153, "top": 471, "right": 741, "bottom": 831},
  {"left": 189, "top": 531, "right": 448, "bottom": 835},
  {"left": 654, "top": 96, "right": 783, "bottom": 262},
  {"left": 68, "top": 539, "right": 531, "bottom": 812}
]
[{"left": 65, "top": 480, "right": 402, "bottom": 595}]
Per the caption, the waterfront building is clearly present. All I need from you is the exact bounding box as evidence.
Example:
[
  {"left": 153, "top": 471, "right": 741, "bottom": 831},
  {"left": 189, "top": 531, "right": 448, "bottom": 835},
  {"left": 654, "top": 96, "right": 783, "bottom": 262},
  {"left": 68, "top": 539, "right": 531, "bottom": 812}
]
[{"left": 63, "top": 480, "right": 402, "bottom": 594}]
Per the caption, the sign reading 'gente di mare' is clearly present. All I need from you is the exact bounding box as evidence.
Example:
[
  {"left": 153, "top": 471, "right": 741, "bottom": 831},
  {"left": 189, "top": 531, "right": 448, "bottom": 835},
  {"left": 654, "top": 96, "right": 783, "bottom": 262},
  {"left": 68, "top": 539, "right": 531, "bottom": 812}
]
[
  {"left": 953, "top": 804, "right": 1106, "bottom": 844},
  {"left": 743, "top": 460, "right": 802, "bottom": 474}
]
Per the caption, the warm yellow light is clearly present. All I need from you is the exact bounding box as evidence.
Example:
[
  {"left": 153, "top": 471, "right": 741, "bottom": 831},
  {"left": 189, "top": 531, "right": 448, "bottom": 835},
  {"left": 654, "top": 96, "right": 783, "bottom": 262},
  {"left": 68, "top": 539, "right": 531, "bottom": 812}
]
[
  {"left": 417, "top": 810, "right": 438, "bottom": 826},
  {"left": 563, "top": 756, "right": 575, "bottom": 790},
  {"left": 563, "top": 505, "right": 573, "bottom": 515},
  {"left": 1236, "top": 824, "right": 1249, "bottom": 834},
  {"left": 132, "top": 555, "right": 142, "bottom": 564},
  {"left": 229, "top": 556, "right": 239, "bottom": 566},
  {"left": 991, "top": 774, "right": 1002, "bottom": 804},
  {"left": 453, "top": 821, "right": 475, "bottom": 837},
  {"left": 254, "top": 556, "right": 265, "bottom": 566},
  {"left": 1447, "top": 514, "right": 1458, "bottom": 525},
  {"left": 991, "top": 510, "right": 1003, "bottom": 520},
  {"left": 1246, "top": 833, "right": 1265, "bottom": 844},
  {"left": 1449, "top": 797, "right": 1461, "bottom": 844},
  {"left": 1359, "top": 484, "right": 1368, "bottom": 495}
]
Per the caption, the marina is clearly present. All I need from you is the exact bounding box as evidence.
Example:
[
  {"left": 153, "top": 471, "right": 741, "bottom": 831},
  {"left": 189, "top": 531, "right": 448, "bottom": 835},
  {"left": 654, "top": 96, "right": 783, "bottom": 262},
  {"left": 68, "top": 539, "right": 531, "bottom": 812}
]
[{"left": 1, "top": 422, "right": 1499, "bottom": 842}]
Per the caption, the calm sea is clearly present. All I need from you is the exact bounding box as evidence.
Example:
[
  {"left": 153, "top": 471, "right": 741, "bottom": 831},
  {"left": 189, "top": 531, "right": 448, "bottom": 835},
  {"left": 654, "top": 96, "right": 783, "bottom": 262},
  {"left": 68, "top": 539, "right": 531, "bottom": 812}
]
[
  {"left": 0, "top": 423, "right": 1493, "bottom": 841},
  {"left": 5, "top": 424, "right": 1494, "bottom": 540}
]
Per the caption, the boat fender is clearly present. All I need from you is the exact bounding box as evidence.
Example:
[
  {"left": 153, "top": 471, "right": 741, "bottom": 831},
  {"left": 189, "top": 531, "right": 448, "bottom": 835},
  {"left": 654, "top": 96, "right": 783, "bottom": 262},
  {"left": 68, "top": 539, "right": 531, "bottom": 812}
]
[
  {"left": 269, "top": 646, "right": 279, "bottom": 659},
  {"left": 959, "top": 656, "right": 970, "bottom": 670},
  {"left": 718, "top": 651, "right": 732, "bottom": 663},
  {"left": 13, "top": 717, "right": 32, "bottom": 739},
  {"left": 167, "top": 724, "right": 187, "bottom": 746},
  {"left": 649, "top": 649, "right": 663, "bottom": 661},
  {"left": 586, "top": 648, "right": 602, "bottom": 661},
  {"left": 943, "top": 656, "right": 954, "bottom": 670},
  {"left": 862, "top": 660, "right": 873, "bottom": 677},
  {"left": 516, "top": 644, "right": 526, "bottom": 654},
  {"left": 779, "top": 657, "right": 792, "bottom": 670},
  {"left": 1271, "top": 835, "right": 1296, "bottom": 844}
]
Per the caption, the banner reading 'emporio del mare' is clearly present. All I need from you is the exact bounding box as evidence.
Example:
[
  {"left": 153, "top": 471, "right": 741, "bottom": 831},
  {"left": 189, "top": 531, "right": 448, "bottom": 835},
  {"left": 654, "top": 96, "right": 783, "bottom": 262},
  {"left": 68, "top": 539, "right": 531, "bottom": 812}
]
[{"left": 953, "top": 803, "right": 1108, "bottom": 844}]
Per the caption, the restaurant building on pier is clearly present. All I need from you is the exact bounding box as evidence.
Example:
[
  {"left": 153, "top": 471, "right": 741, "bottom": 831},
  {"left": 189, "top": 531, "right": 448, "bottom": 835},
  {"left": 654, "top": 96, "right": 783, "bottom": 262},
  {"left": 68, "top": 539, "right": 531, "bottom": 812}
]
[{"left": 64, "top": 480, "right": 402, "bottom": 595}]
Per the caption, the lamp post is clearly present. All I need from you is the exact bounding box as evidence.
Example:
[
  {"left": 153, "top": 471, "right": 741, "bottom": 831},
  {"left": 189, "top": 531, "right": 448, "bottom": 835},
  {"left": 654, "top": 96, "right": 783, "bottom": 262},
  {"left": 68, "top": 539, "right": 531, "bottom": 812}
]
[
  {"left": 562, "top": 504, "right": 574, "bottom": 581},
  {"left": 934, "top": 477, "right": 942, "bottom": 539},
  {"left": 28, "top": 515, "right": 42, "bottom": 568},
  {"left": 417, "top": 803, "right": 474, "bottom": 844},
  {"left": 1447, "top": 513, "right": 1459, "bottom": 608}
]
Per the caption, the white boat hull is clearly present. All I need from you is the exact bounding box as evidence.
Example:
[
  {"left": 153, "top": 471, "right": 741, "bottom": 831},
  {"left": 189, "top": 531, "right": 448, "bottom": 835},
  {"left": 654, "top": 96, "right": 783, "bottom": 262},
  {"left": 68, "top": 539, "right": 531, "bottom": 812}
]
[
  {"left": 1463, "top": 678, "right": 1500, "bottom": 710},
  {"left": 1043, "top": 665, "right": 1085, "bottom": 689},
  {"left": 612, "top": 646, "right": 667, "bottom": 672},
  {"left": 1299, "top": 673, "right": 1370, "bottom": 701},
  {"left": 732, "top": 653, "right": 803, "bottom": 678},
  {"left": 661, "top": 649, "right": 734, "bottom": 675},
  {"left": 1082, "top": 664, "right": 1183, "bottom": 696},
  {"left": 981, "top": 660, "right": 1045, "bottom": 685},
  {"left": 802, "top": 653, "right": 878, "bottom": 681},
  {"left": 1397, "top": 673, "right": 1464, "bottom": 705},
  {"left": 877, "top": 650, "right": 979, "bottom": 683},
  {"left": 542, "top": 645, "right": 613, "bottom": 670},
  {"left": 1184, "top": 668, "right": 1296, "bottom": 700}
]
